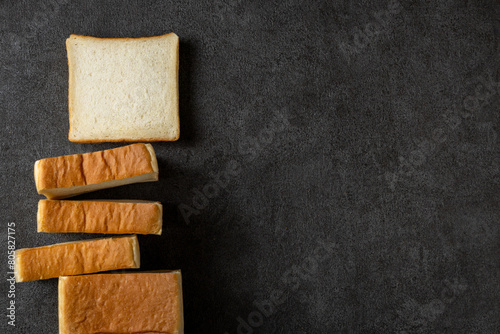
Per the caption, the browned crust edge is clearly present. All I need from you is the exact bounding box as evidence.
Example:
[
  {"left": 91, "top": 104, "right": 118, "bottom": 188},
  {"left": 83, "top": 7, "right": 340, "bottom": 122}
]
[
  {"left": 66, "top": 35, "right": 75, "bottom": 142},
  {"left": 68, "top": 137, "right": 178, "bottom": 143},
  {"left": 15, "top": 235, "right": 140, "bottom": 283},
  {"left": 67, "top": 33, "right": 177, "bottom": 42}
]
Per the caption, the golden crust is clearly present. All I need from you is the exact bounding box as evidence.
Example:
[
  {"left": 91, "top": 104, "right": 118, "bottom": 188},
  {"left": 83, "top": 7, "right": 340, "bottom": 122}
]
[
  {"left": 59, "top": 271, "right": 183, "bottom": 334},
  {"left": 68, "top": 136, "right": 179, "bottom": 143},
  {"left": 35, "top": 143, "right": 156, "bottom": 191},
  {"left": 67, "top": 35, "right": 75, "bottom": 142},
  {"left": 67, "top": 32, "right": 177, "bottom": 42},
  {"left": 38, "top": 200, "right": 162, "bottom": 235},
  {"left": 14, "top": 235, "right": 140, "bottom": 282},
  {"left": 67, "top": 33, "right": 180, "bottom": 143}
]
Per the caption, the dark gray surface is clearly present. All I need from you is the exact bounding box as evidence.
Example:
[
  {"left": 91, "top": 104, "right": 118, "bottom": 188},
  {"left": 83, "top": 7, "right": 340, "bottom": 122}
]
[{"left": 1, "top": 0, "right": 499, "bottom": 333}]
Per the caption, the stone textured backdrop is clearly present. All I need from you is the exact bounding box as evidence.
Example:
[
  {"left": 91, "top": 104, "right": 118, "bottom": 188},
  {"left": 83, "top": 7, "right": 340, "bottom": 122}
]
[{"left": 0, "top": 0, "right": 499, "bottom": 333}]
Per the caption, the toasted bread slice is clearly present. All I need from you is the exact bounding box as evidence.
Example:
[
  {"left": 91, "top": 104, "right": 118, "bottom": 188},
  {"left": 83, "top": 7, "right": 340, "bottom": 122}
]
[
  {"left": 34, "top": 143, "right": 158, "bottom": 199},
  {"left": 66, "top": 33, "right": 180, "bottom": 142}
]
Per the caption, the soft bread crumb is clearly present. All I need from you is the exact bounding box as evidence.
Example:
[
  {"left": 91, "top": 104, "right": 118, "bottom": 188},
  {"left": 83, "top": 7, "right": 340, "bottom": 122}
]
[{"left": 67, "top": 33, "right": 180, "bottom": 142}]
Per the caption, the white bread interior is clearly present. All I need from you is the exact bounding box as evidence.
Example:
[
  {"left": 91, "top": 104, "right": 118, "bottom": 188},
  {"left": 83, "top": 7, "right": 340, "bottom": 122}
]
[{"left": 66, "top": 33, "right": 180, "bottom": 142}]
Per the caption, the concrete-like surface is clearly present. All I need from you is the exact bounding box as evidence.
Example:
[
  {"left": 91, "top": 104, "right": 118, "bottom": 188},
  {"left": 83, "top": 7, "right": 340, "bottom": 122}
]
[{"left": 1, "top": 1, "right": 499, "bottom": 333}]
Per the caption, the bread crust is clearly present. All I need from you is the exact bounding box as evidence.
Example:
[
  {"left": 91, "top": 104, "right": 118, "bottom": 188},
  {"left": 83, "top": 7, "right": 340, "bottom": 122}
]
[
  {"left": 67, "top": 32, "right": 177, "bottom": 42},
  {"left": 38, "top": 199, "right": 163, "bottom": 235},
  {"left": 59, "top": 271, "right": 183, "bottom": 334},
  {"left": 35, "top": 143, "right": 158, "bottom": 199},
  {"left": 14, "top": 235, "right": 140, "bottom": 282},
  {"left": 67, "top": 33, "right": 180, "bottom": 143}
]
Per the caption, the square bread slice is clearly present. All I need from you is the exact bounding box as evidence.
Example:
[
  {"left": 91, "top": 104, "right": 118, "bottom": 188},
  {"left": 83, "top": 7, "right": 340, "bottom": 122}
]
[
  {"left": 34, "top": 143, "right": 158, "bottom": 199},
  {"left": 66, "top": 33, "right": 180, "bottom": 142},
  {"left": 59, "top": 271, "right": 184, "bottom": 334},
  {"left": 14, "top": 235, "right": 140, "bottom": 282},
  {"left": 38, "top": 199, "right": 163, "bottom": 235}
]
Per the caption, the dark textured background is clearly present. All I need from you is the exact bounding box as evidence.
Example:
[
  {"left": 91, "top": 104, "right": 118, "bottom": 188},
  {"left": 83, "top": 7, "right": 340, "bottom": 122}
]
[{"left": 1, "top": 0, "right": 499, "bottom": 333}]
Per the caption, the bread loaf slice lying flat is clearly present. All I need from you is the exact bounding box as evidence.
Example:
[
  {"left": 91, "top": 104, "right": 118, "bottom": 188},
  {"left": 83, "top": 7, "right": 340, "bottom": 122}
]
[
  {"left": 67, "top": 33, "right": 180, "bottom": 142},
  {"left": 34, "top": 143, "right": 158, "bottom": 199},
  {"left": 38, "top": 199, "right": 163, "bottom": 235},
  {"left": 14, "top": 235, "right": 140, "bottom": 282},
  {"left": 59, "top": 271, "right": 184, "bottom": 334}
]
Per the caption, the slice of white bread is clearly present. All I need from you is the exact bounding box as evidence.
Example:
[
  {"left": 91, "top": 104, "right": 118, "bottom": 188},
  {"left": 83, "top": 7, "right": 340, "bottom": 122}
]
[
  {"left": 14, "top": 235, "right": 140, "bottom": 282},
  {"left": 38, "top": 199, "right": 163, "bottom": 235},
  {"left": 59, "top": 271, "right": 184, "bottom": 334},
  {"left": 66, "top": 33, "right": 180, "bottom": 142},
  {"left": 34, "top": 143, "right": 159, "bottom": 199}
]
